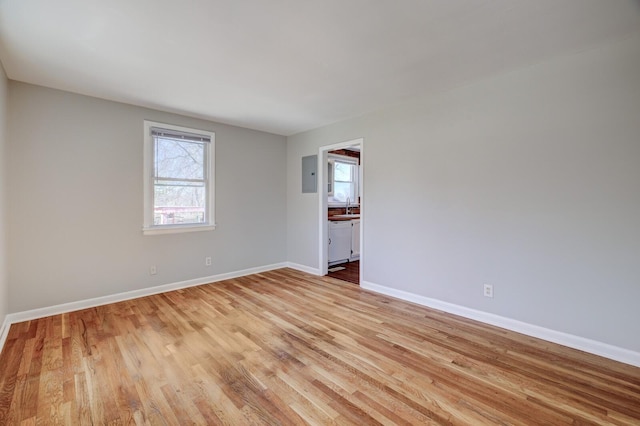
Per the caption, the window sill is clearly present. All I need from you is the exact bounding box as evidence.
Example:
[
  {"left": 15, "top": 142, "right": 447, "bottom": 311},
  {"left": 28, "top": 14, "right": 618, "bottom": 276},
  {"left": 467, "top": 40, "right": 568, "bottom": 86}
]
[
  {"left": 328, "top": 203, "right": 360, "bottom": 208},
  {"left": 142, "top": 223, "right": 216, "bottom": 236}
]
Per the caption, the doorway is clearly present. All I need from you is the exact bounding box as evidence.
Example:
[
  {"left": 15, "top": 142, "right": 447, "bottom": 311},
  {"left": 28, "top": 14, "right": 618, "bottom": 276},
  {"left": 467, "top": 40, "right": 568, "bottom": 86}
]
[{"left": 318, "top": 138, "right": 363, "bottom": 285}]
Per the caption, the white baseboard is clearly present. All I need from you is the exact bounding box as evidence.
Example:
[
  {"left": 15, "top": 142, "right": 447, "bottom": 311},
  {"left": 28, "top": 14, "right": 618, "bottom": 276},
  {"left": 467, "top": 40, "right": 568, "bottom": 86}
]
[
  {"left": 0, "top": 315, "right": 9, "bottom": 353},
  {"left": 0, "top": 262, "right": 286, "bottom": 351},
  {"left": 285, "top": 262, "right": 322, "bottom": 276},
  {"left": 361, "top": 280, "right": 640, "bottom": 368},
  {"left": 4, "top": 267, "right": 637, "bottom": 369}
]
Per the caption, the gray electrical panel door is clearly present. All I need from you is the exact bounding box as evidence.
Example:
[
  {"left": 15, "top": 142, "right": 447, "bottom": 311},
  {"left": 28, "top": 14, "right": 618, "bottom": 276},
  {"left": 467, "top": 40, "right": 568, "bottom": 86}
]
[{"left": 301, "top": 155, "right": 317, "bottom": 193}]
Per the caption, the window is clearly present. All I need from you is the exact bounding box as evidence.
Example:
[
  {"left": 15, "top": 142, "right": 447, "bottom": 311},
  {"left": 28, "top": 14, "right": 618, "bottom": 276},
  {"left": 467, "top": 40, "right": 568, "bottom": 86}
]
[
  {"left": 143, "top": 121, "right": 215, "bottom": 235},
  {"left": 328, "top": 154, "right": 358, "bottom": 206}
]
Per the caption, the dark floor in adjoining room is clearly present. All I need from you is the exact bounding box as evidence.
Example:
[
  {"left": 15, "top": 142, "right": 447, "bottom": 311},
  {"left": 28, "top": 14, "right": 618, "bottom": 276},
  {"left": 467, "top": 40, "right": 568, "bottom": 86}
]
[{"left": 327, "top": 260, "right": 359, "bottom": 285}]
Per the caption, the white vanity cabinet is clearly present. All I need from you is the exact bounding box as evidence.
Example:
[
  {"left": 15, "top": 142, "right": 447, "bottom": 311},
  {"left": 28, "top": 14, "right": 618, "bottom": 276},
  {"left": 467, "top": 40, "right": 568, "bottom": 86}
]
[
  {"left": 329, "top": 219, "right": 360, "bottom": 265},
  {"left": 328, "top": 221, "right": 352, "bottom": 265}
]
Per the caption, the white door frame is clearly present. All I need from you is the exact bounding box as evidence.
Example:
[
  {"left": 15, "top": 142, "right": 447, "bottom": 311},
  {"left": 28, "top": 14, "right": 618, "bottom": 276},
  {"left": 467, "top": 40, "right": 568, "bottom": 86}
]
[{"left": 318, "top": 138, "right": 364, "bottom": 281}]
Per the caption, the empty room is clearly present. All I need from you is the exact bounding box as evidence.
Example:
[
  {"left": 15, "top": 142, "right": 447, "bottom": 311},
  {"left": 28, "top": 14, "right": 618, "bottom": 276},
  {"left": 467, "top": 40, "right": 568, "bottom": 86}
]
[{"left": 1, "top": 1, "right": 639, "bottom": 424}]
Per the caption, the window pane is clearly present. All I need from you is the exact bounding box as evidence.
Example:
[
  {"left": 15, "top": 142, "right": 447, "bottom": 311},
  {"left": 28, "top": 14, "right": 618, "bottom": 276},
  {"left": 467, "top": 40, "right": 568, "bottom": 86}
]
[
  {"left": 333, "top": 181, "right": 356, "bottom": 202},
  {"left": 154, "top": 182, "right": 206, "bottom": 225},
  {"left": 334, "top": 161, "right": 353, "bottom": 182},
  {"left": 144, "top": 120, "right": 216, "bottom": 233},
  {"left": 155, "top": 138, "right": 205, "bottom": 180}
]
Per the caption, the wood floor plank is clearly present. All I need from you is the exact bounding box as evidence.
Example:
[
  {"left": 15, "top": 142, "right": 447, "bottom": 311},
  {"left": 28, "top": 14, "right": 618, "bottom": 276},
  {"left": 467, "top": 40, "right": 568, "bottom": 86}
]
[{"left": 1, "top": 268, "right": 639, "bottom": 424}]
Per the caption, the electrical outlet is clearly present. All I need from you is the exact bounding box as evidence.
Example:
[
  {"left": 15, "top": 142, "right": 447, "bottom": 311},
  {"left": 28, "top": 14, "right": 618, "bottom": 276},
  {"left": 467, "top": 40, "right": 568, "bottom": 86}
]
[
  {"left": 149, "top": 265, "right": 157, "bottom": 275},
  {"left": 483, "top": 284, "right": 493, "bottom": 298},
  {"left": 205, "top": 256, "right": 212, "bottom": 266}
]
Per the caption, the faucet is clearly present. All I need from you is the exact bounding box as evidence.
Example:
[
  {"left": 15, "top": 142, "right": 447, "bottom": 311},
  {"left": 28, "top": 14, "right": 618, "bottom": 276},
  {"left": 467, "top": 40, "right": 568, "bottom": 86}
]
[{"left": 345, "top": 197, "right": 351, "bottom": 215}]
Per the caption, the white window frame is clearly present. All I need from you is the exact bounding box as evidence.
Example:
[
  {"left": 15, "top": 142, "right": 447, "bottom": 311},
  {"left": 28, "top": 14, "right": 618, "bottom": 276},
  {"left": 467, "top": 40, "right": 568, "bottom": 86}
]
[
  {"left": 328, "top": 153, "right": 359, "bottom": 207},
  {"left": 143, "top": 120, "right": 216, "bottom": 235}
]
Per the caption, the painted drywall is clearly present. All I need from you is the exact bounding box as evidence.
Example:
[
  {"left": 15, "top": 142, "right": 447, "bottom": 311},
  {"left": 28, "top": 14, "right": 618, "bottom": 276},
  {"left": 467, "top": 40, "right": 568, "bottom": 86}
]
[
  {"left": 0, "top": 62, "right": 7, "bottom": 329},
  {"left": 7, "top": 83, "right": 287, "bottom": 312},
  {"left": 286, "top": 33, "right": 640, "bottom": 352}
]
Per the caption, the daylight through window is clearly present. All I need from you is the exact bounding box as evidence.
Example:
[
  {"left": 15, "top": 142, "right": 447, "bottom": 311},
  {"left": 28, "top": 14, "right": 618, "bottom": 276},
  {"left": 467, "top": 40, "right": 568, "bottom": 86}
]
[
  {"left": 143, "top": 121, "right": 215, "bottom": 234},
  {"left": 328, "top": 154, "right": 359, "bottom": 205}
]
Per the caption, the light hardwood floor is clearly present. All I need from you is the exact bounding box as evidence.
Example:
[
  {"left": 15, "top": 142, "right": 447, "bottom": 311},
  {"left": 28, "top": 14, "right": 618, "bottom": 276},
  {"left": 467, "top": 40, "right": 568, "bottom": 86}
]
[{"left": 1, "top": 268, "right": 639, "bottom": 424}]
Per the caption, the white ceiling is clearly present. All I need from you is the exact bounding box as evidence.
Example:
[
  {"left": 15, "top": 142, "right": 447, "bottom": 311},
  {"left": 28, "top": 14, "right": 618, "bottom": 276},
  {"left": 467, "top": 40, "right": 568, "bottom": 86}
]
[{"left": 1, "top": 1, "right": 639, "bottom": 136}]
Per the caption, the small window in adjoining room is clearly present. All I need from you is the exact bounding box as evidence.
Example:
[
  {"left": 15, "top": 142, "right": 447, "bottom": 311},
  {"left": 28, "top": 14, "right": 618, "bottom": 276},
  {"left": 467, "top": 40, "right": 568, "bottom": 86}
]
[
  {"left": 143, "top": 121, "right": 216, "bottom": 235},
  {"left": 328, "top": 154, "right": 359, "bottom": 206}
]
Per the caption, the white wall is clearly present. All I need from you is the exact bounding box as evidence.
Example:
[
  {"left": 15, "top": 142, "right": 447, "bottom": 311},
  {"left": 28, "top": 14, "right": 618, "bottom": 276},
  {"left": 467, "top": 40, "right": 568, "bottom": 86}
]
[
  {"left": 7, "top": 83, "right": 287, "bottom": 312},
  {"left": 0, "top": 62, "right": 8, "bottom": 329},
  {"left": 287, "top": 34, "right": 640, "bottom": 353}
]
